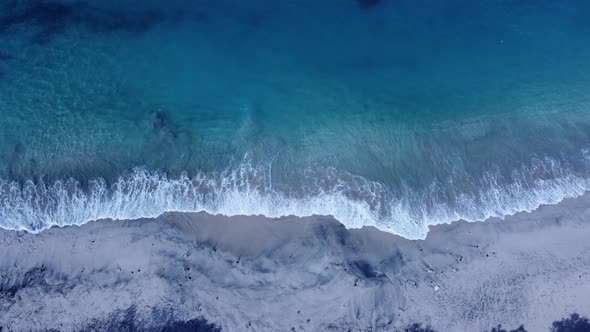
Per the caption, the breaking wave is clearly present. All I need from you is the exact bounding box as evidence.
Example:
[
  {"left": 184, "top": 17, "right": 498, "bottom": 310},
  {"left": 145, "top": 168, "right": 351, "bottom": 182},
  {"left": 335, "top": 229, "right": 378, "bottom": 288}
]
[{"left": 1, "top": 152, "right": 590, "bottom": 239}]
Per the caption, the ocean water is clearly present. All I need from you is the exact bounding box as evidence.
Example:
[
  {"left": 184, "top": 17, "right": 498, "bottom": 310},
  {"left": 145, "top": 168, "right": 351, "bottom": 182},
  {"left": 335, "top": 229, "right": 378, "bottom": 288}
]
[{"left": 1, "top": 0, "right": 590, "bottom": 239}]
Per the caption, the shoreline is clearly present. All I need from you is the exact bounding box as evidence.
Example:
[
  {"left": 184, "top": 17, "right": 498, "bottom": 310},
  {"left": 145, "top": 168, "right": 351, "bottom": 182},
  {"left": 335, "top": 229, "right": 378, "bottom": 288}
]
[
  {"left": 3, "top": 163, "right": 590, "bottom": 239},
  {"left": 1, "top": 192, "right": 590, "bottom": 330}
]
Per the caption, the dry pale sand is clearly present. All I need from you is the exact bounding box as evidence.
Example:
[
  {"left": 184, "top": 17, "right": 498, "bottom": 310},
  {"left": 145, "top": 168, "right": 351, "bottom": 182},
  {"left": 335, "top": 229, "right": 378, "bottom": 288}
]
[{"left": 1, "top": 193, "right": 590, "bottom": 331}]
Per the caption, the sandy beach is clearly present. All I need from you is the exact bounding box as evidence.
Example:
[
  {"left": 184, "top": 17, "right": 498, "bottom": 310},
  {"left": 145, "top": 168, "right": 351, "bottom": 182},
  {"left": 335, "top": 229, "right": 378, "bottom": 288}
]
[
  {"left": 2, "top": 1, "right": 590, "bottom": 331},
  {"left": 1, "top": 193, "right": 590, "bottom": 331}
]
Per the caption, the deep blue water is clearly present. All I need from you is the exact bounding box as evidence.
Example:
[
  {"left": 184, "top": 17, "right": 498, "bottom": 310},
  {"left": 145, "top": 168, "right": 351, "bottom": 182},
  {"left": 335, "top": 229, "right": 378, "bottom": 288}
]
[{"left": 1, "top": 0, "right": 590, "bottom": 238}]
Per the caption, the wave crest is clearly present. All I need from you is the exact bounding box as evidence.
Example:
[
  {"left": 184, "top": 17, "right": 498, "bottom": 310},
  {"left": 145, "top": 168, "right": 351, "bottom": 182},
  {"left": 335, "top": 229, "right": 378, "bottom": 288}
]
[{"left": 1, "top": 154, "right": 589, "bottom": 239}]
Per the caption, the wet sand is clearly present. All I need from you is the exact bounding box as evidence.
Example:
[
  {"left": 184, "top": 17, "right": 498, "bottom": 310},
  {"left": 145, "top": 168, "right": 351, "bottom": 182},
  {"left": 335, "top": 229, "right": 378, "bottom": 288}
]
[{"left": 1, "top": 193, "right": 590, "bottom": 331}]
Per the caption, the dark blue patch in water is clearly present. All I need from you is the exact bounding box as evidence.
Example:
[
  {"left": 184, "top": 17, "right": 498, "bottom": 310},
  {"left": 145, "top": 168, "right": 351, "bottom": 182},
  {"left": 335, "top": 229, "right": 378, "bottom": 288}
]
[
  {"left": 357, "top": 0, "right": 382, "bottom": 9},
  {"left": 0, "top": 52, "right": 14, "bottom": 61},
  {"left": 32, "top": 23, "right": 67, "bottom": 45},
  {"left": 0, "top": 1, "right": 164, "bottom": 44},
  {"left": 80, "top": 7, "right": 165, "bottom": 35},
  {"left": 0, "top": 1, "right": 75, "bottom": 30},
  {"left": 152, "top": 110, "right": 169, "bottom": 130}
]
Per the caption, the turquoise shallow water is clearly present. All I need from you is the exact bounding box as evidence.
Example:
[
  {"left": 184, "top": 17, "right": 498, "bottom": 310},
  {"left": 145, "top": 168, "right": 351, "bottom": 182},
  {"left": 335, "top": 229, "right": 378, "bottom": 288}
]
[{"left": 1, "top": 0, "right": 590, "bottom": 238}]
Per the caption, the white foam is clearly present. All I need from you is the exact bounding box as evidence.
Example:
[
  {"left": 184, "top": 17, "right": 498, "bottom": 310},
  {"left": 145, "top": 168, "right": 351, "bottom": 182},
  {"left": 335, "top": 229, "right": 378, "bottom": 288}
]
[{"left": 1, "top": 155, "right": 589, "bottom": 239}]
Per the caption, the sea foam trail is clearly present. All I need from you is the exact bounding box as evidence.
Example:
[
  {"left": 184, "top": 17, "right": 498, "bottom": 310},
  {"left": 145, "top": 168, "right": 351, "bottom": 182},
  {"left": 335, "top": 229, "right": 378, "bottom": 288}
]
[{"left": 1, "top": 155, "right": 590, "bottom": 239}]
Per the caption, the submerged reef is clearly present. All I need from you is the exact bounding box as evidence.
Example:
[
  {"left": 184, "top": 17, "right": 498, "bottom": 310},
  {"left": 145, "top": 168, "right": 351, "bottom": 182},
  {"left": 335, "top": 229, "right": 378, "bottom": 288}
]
[{"left": 0, "top": 1, "right": 164, "bottom": 44}]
